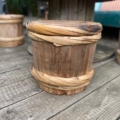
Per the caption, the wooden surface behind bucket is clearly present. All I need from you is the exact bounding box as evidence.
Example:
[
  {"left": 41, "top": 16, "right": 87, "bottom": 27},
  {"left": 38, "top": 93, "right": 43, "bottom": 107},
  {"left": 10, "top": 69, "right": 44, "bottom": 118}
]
[
  {"left": 32, "top": 40, "right": 96, "bottom": 95},
  {"left": 0, "top": 15, "right": 24, "bottom": 47}
]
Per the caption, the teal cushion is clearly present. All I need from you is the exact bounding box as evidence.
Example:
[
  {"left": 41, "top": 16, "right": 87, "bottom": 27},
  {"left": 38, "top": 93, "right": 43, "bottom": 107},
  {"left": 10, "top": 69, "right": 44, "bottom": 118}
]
[{"left": 94, "top": 11, "right": 120, "bottom": 28}]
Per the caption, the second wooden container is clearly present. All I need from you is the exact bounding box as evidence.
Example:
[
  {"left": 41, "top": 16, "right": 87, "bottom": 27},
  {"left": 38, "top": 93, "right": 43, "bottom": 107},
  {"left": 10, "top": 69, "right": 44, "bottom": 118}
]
[{"left": 0, "top": 14, "right": 24, "bottom": 47}]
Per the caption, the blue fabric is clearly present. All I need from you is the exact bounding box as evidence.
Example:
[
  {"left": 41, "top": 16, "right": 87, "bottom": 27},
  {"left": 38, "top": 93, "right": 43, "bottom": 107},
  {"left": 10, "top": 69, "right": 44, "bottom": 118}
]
[{"left": 95, "top": 2, "right": 102, "bottom": 11}]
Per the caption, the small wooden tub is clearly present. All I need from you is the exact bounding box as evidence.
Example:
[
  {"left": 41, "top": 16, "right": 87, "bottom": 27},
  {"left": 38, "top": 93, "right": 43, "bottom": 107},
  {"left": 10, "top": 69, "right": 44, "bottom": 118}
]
[
  {"left": 27, "top": 20, "right": 102, "bottom": 95},
  {"left": 0, "top": 14, "right": 24, "bottom": 47}
]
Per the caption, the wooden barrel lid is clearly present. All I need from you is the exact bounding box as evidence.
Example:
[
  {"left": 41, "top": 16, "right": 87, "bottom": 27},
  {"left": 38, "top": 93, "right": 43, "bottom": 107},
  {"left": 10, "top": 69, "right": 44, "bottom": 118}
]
[
  {"left": 0, "top": 14, "right": 24, "bottom": 20},
  {"left": 26, "top": 20, "right": 102, "bottom": 36}
]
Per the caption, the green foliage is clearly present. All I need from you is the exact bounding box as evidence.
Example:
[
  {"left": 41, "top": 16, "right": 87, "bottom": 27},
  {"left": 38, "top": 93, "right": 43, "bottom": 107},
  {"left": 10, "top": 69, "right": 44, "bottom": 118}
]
[{"left": 5, "top": 0, "right": 38, "bottom": 16}]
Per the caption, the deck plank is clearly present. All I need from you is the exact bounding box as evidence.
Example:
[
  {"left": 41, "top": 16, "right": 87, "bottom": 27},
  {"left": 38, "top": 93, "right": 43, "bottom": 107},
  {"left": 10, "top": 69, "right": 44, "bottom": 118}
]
[
  {"left": 0, "top": 56, "right": 33, "bottom": 73},
  {"left": 0, "top": 50, "right": 29, "bottom": 62},
  {"left": 0, "top": 78, "right": 41, "bottom": 109},
  {"left": 0, "top": 61, "right": 119, "bottom": 120},
  {"left": 0, "top": 65, "right": 32, "bottom": 88},
  {"left": 0, "top": 43, "right": 27, "bottom": 55},
  {"left": 50, "top": 74, "right": 120, "bottom": 120}
]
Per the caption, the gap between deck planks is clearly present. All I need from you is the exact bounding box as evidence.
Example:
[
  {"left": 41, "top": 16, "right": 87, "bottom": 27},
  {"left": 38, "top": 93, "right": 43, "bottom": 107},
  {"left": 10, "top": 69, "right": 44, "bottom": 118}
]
[{"left": 0, "top": 61, "right": 120, "bottom": 120}]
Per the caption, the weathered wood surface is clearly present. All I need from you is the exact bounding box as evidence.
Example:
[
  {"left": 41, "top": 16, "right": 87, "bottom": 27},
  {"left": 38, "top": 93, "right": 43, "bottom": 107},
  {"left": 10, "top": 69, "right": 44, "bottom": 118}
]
[
  {"left": 50, "top": 73, "right": 120, "bottom": 120},
  {"left": 27, "top": 19, "right": 102, "bottom": 95},
  {"left": 0, "top": 56, "right": 33, "bottom": 74},
  {"left": 49, "top": 0, "right": 95, "bottom": 21},
  {"left": 0, "top": 66, "right": 32, "bottom": 87},
  {"left": 0, "top": 19, "right": 118, "bottom": 120},
  {"left": 0, "top": 78, "right": 41, "bottom": 109},
  {"left": 26, "top": 20, "right": 102, "bottom": 36},
  {"left": 27, "top": 43, "right": 115, "bottom": 68},
  {"left": 0, "top": 15, "right": 24, "bottom": 47},
  {"left": 0, "top": 59, "right": 119, "bottom": 119}
]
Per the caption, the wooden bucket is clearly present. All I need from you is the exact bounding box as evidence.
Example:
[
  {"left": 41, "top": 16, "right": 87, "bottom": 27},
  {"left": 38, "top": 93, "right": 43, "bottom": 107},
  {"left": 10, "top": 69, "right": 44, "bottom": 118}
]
[
  {"left": 27, "top": 20, "right": 102, "bottom": 95},
  {"left": 0, "top": 14, "right": 24, "bottom": 47}
]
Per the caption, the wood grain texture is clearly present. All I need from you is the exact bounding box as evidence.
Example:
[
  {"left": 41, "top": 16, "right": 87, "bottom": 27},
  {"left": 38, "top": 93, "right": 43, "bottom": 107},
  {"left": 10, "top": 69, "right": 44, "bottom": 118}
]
[
  {"left": 0, "top": 15, "right": 24, "bottom": 47},
  {"left": 30, "top": 31, "right": 97, "bottom": 95},
  {"left": 59, "top": 0, "right": 69, "bottom": 20},
  {"left": 0, "top": 50, "right": 29, "bottom": 62},
  {"left": 0, "top": 61, "right": 119, "bottom": 120},
  {"left": 77, "top": 0, "right": 86, "bottom": 20},
  {"left": 27, "top": 2, "right": 102, "bottom": 94},
  {"left": 26, "top": 20, "right": 102, "bottom": 36},
  {"left": 68, "top": 0, "right": 78, "bottom": 20},
  {"left": 32, "top": 40, "right": 96, "bottom": 78},
  {"left": 49, "top": 0, "right": 95, "bottom": 21},
  {"left": 31, "top": 65, "right": 94, "bottom": 95},
  {"left": 85, "top": 0, "right": 95, "bottom": 21},
  {"left": 0, "top": 56, "right": 33, "bottom": 74},
  {"left": 28, "top": 31, "right": 101, "bottom": 46},
  {"left": 49, "top": 0, "right": 60, "bottom": 20},
  {"left": 0, "top": 43, "right": 28, "bottom": 56},
  {"left": 0, "top": 65, "right": 32, "bottom": 88},
  {"left": 0, "top": 78, "right": 41, "bottom": 109},
  {"left": 50, "top": 74, "right": 120, "bottom": 120}
]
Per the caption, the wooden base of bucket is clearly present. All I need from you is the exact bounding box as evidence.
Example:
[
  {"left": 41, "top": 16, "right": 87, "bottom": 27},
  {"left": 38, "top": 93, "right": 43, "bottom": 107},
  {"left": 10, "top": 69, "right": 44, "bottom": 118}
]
[
  {"left": 39, "top": 84, "right": 86, "bottom": 95},
  {"left": 31, "top": 65, "right": 93, "bottom": 95}
]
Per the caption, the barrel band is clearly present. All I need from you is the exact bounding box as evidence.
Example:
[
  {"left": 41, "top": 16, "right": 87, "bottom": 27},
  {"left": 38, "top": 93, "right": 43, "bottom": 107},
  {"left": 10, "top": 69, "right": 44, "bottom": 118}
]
[
  {"left": 28, "top": 31, "right": 101, "bottom": 46},
  {"left": 0, "top": 35, "right": 24, "bottom": 42},
  {"left": 31, "top": 64, "right": 94, "bottom": 90}
]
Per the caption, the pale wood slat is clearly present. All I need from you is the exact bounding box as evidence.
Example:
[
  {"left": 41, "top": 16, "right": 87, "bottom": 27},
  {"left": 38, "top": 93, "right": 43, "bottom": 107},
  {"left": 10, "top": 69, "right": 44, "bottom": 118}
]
[{"left": 0, "top": 61, "right": 119, "bottom": 120}]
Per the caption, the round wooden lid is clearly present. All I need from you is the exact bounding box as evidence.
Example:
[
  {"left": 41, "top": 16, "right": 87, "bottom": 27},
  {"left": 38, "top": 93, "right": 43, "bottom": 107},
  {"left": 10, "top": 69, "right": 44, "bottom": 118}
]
[
  {"left": 0, "top": 14, "right": 24, "bottom": 20},
  {"left": 26, "top": 20, "right": 102, "bottom": 36}
]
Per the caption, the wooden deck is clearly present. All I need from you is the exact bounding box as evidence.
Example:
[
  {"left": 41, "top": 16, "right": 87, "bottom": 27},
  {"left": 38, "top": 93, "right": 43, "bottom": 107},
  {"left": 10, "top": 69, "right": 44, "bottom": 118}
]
[{"left": 0, "top": 31, "right": 120, "bottom": 120}]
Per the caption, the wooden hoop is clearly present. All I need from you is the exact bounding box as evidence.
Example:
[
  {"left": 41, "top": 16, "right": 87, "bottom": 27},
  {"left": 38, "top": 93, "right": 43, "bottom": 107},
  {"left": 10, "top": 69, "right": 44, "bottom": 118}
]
[
  {"left": 0, "top": 35, "right": 24, "bottom": 42},
  {"left": 0, "top": 19, "right": 23, "bottom": 24},
  {"left": 31, "top": 65, "right": 94, "bottom": 90},
  {"left": 0, "top": 14, "right": 23, "bottom": 20},
  {"left": 0, "top": 40, "right": 23, "bottom": 47},
  {"left": 28, "top": 31, "right": 101, "bottom": 46}
]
